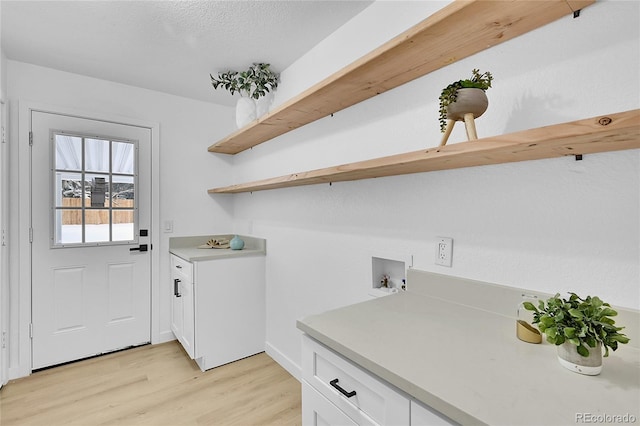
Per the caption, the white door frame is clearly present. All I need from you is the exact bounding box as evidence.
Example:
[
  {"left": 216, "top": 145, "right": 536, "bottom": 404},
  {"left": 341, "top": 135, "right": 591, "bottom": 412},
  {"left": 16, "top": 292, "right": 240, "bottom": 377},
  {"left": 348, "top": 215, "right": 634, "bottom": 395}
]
[
  {"left": 1, "top": 99, "right": 7, "bottom": 387},
  {"left": 13, "top": 101, "right": 159, "bottom": 379}
]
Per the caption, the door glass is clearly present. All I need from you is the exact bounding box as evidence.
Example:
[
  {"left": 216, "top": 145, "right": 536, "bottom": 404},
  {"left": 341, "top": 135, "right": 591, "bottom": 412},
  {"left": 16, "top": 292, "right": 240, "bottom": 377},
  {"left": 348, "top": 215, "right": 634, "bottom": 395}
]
[
  {"left": 112, "top": 175, "right": 135, "bottom": 241},
  {"left": 52, "top": 133, "right": 137, "bottom": 247},
  {"left": 85, "top": 138, "right": 110, "bottom": 173}
]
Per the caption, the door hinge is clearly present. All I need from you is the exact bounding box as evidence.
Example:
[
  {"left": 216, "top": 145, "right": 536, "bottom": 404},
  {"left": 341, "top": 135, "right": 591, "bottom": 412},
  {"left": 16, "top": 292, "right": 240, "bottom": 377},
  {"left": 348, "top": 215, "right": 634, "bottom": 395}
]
[
  {"left": 29, "top": 323, "right": 33, "bottom": 339},
  {"left": 29, "top": 131, "right": 33, "bottom": 146},
  {"left": 29, "top": 227, "right": 33, "bottom": 243},
  {"left": 1, "top": 228, "right": 6, "bottom": 246},
  {"left": 1, "top": 125, "right": 5, "bottom": 143}
]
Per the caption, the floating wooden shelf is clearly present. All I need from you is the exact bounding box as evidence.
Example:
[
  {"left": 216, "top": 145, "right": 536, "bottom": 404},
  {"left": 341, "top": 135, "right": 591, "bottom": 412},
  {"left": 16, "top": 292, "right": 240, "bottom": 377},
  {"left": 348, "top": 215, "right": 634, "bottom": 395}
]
[
  {"left": 209, "top": 110, "right": 640, "bottom": 194},
  {"left": 208, "top": 0, "right": 594, "bottom": 155}
]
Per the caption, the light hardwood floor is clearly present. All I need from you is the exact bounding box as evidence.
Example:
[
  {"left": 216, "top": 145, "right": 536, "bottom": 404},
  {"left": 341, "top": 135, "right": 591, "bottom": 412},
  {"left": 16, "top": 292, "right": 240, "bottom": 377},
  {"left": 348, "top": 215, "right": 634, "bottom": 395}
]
[{"left": 0, "top": 341, "right": 301, "bottom": 426}]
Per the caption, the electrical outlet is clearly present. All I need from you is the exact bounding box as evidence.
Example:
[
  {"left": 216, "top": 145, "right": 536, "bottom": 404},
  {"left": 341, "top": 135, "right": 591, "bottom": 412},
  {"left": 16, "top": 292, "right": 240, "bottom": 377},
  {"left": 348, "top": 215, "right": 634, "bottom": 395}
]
[{"left": 435, "top": 237, "right": 453, "bottom": 267}]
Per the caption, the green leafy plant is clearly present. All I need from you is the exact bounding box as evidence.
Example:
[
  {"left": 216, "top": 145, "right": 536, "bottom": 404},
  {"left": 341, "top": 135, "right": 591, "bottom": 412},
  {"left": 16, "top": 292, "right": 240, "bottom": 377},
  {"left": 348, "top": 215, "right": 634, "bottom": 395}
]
[
  {"left": 524, "top": 293, "right": 629, "bottom": 357},
  {"left": 210, "top": 62, "right": 279, "bottom": 100},
  {"left": 439, "top": 69, "right": 493, "bottom": 132}
]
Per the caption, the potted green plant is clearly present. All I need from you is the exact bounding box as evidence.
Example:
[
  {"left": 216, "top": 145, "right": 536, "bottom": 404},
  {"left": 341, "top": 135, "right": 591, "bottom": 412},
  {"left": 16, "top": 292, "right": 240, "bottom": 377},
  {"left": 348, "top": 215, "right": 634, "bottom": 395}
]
[
  {"left": 438, "top": 69, "right": 493, "bottom": 146},
  {"left": 210, "top": 62, "right": 280, "bottom": 128},
  {"left": 524, "top": 293, "right": 630, "bottom": 375}
]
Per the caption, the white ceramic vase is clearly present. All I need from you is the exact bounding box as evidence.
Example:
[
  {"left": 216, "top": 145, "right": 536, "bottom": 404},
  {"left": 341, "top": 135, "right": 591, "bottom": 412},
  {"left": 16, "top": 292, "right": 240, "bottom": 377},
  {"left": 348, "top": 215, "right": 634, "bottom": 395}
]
[
  {"left": 235, "top": 97, "right": 257, "bottom": 129},
  {"left": 255, "top": 91, "right": 275, "bottom": 118},
  {"left": 557, "top": 341, "right": 602, "bottom": 376}
]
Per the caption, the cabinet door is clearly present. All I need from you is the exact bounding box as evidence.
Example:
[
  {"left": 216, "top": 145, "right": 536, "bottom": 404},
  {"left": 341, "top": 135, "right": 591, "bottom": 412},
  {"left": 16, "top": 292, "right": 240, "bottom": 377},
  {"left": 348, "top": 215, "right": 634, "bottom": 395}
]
[
  {"left": 303, "top": 381, "right": 359, "bottom": 426},
  {"left": 170, "top": 272, "right": 183, "bottom": 345},
  {"left": 180, "top": 278, "right": 195, "bottom": 358},
  {"left": 193, "top": 256, "right": 265, "bottom": 370},
  {"left": 170, "top": 255, "right": 195, "bottom": 359}
]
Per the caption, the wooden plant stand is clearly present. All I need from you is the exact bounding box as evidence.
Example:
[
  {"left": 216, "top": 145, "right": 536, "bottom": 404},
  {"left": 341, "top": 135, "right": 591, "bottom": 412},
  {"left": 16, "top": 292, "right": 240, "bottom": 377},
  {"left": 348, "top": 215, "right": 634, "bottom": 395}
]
[{"left": 439, "top": 113, "right": 480, "bottom": 147}]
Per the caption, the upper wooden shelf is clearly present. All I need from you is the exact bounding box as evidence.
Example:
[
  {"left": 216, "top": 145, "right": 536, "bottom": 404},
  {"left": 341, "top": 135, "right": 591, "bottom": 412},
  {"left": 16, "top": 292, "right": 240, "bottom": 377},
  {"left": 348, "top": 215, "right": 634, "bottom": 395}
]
[
  {"left": 208, "top": 0, "right": 594, "bottom": 155},
  {"left": 209, "top": 109, "right": 640, "bottom": 193}
]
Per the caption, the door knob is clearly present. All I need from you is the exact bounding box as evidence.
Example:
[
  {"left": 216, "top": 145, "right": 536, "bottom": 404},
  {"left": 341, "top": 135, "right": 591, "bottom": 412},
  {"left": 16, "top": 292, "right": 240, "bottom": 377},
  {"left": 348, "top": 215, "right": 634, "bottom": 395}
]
[{"left": 129, "top": 244, "right": 148, "bottom": 252}]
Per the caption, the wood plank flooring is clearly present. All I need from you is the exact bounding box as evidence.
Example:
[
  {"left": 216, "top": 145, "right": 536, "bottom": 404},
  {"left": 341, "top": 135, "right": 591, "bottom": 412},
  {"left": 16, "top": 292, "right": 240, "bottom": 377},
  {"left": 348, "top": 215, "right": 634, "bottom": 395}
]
[{"left": 0, "top": 341, "right": 301, "bottom": 426}]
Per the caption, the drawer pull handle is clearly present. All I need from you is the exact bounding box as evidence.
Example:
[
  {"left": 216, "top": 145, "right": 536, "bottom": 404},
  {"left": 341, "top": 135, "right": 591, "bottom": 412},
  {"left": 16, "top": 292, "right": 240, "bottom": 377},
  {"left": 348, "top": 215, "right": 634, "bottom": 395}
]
[
  {"left": 174, "top": 278, "right": 182, "bottom": 297},
  {"left": 330, "top": 378, "right": 356, "bottom": 398},
  {"left": 176, "top": 265, "right": 182, "bottom": 269}
]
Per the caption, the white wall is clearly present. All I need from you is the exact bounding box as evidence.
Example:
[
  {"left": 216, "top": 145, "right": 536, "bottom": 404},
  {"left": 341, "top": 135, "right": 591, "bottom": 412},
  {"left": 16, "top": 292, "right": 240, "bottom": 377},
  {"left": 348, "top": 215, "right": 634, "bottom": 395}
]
[
  {"left": 228, "top": 1, "right": 640, "bottom": 377},
  {"left": 6, "top": 61, "right": 235, "bottom": 378}
]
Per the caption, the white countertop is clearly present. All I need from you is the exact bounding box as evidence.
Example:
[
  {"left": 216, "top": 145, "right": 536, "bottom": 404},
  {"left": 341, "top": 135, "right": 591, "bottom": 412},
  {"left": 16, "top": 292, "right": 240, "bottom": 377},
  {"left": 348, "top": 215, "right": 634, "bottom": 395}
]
[
  {"left": 169, "top": 235, "right": 266, "bottom": 262},
  {"left": 297, "top": 271, "right": 640, "bottom": 426}
]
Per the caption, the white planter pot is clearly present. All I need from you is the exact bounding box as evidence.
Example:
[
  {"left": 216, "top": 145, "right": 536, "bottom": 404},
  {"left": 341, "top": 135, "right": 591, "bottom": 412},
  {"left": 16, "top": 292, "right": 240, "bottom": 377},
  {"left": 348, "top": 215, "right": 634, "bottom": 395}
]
[
  {"left": 445, "top": 88, "right": 489, "bottom": 121},
  {"left": 557, "top": 341, "right": 602, "bottom": 376},
  {"left": 235, "top": 97, "right": 257, "bottom": 129},
  {"left": 255, "top": 91, "right": 275, "bottom": 118}
]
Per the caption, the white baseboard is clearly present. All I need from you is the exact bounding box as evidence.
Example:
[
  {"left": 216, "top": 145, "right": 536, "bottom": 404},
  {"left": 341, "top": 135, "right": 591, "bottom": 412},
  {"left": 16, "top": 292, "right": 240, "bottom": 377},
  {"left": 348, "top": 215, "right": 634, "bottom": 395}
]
[{"left": 265, "top": 341, "right": 301, "bottom": 382}]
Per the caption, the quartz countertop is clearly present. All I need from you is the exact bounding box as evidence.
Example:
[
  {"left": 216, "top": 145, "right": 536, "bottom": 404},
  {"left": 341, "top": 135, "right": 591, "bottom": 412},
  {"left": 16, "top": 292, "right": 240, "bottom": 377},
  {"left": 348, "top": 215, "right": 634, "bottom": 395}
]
[
  {"left": 169, "top": 235, "right": 266, "bottom": 262},
  {"left": 297, "top": 270, "right": 640, "bottom": 426}
]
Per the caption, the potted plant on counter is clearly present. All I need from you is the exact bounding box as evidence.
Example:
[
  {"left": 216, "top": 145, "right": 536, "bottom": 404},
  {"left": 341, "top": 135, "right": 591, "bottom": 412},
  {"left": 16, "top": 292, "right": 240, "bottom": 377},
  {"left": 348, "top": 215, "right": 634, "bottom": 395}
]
[
  {"left": 210, "top": 62, "right": 280, "bottom": 128},
  {"left": 524, "top": 293, "right": 630, "bottom": 375},
  {"left": 438, "top": 69, "right": 493, "bottom": 146}
]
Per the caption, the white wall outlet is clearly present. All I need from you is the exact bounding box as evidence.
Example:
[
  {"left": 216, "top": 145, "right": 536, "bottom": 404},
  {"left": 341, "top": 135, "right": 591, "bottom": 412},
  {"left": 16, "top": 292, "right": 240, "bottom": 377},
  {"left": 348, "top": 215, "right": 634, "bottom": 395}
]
[{"left": 435, "top": 237, "right": 453, "bottom": 267}]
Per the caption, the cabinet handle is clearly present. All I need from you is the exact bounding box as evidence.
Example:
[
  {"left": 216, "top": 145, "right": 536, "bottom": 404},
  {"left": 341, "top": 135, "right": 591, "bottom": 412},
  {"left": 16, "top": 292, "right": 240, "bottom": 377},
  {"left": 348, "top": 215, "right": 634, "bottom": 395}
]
[
  {"left": 175, "top": 265, "right": 182, "bottom": 269},
  {"left": 329, "top": 378, "right": 356, "bottom": 398},
  {"left": 174, "top": 278, "right": 182, "bottom": 297}
]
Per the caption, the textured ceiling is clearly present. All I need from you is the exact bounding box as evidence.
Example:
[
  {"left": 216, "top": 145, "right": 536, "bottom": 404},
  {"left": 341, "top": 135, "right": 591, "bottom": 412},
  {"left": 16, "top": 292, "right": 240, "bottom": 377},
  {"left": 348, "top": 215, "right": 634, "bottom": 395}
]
[{"left": 1, "top": 0, "right": 373, "bottom": 106}]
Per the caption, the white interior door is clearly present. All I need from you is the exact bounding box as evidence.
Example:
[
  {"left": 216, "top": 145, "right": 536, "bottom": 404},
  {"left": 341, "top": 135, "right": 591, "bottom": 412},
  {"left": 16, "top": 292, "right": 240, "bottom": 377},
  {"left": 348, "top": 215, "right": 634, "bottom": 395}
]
[{"left": 31, "top": 111, "right": 151, "bottom": 370}]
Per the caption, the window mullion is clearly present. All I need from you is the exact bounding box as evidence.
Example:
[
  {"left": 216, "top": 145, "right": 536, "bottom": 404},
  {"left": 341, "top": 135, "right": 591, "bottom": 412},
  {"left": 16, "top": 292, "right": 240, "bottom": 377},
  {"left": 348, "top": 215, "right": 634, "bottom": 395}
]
[
  {"left": 81, "top": 137, "right": 86, "bottom": 244},
  {"left": 109, "top": 140, "right": 113, "bottom": 242}
]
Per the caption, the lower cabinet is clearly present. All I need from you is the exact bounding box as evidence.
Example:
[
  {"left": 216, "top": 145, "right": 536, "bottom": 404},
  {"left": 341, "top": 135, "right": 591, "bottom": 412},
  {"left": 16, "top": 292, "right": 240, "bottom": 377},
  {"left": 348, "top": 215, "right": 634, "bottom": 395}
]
[
  {"left": 170, "top": 253, "right": 265, "bottom": 371},
  {"left": 303, "top": 381, "right": 358, "bottom": 426},
  {"left": 170, "top": 255, "right": 195, "bottom": 358},
  {"left": 302, "top": 335, "right": 457, "bottom": 426}
]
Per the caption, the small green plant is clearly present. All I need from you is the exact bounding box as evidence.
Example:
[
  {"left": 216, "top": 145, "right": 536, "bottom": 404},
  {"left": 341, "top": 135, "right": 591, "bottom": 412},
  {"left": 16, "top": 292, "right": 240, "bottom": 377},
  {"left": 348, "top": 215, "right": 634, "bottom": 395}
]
[
  {"left": 439, "top": 69, "right": 493, "bottom": 132},
  {"left": 210, "top": 62, "right": 279, "bottom": 100},
  {"left": 524, "top": 293, "right": 629, "bottom": 357}
]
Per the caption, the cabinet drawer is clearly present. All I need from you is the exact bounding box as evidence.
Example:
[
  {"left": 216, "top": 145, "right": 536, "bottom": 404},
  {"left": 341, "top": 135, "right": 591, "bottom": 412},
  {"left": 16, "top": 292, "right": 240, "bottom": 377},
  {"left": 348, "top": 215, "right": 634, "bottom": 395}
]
[
  {"left": 303, "top": 381, "right": 358, "bottom": 426},
  {"left": 302, "top": 335, "right": 409, "bottom": 426},
  {"left": 170, "top": 254, "right": 193, "bottom": 282}
]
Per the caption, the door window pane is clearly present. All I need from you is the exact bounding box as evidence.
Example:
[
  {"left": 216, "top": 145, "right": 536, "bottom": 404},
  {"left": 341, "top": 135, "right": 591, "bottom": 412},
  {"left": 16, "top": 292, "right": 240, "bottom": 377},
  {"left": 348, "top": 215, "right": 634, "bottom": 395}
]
[
  {"left": 111, "top": 175, "right": 134, "bottom": 208},
  {"left": 52, "top": 133, "right": 137, "bottom": 247},
  {"left": 55, "top": 135, "right": 82, "bottom": 171},
  {"left": 54, "top": 209, "right": 82, "bottom": 245},
  {"left": 112, "top": 141, "right": 134, "bottom": 174},
  {"left": 84, "top": 173, "right": 110, "bottom": 208},
  {"left": 55, "top": 172, "right": 83, "bottom": 208},
  {"left": 112, "top": 211, "right": 135, "bottom": 241},
  {"left": 85, "top": 210, "right": 111, "bottom": 243},
  {"left": 85, "top": 138, "right": 110, "bottom": 173}
]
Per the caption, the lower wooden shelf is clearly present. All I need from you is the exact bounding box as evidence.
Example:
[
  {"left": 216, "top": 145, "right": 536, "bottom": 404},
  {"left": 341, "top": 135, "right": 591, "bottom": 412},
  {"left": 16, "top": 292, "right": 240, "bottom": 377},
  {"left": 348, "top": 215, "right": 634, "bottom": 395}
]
[{"left": 208, "top": 109, "right": 640, "bottom": 194}]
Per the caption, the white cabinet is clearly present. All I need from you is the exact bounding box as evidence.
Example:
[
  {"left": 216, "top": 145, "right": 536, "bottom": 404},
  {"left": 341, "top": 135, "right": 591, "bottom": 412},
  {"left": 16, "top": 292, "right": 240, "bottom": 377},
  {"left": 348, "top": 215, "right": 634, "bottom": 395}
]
[
  {"left": 170, "top": 255, "right": 195, "bottom": 358},
  {"left": 170, "top": 253, "right": 265, "bottom": 371},
  {"left": 302, "top": 335, "right": 456, "bottom": 426},
  {"left": 303, "top": 381, "right": 358, "bottom": 426},
  {"left": 302, "top": 335, "right": 409, "bottom": 426}
]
